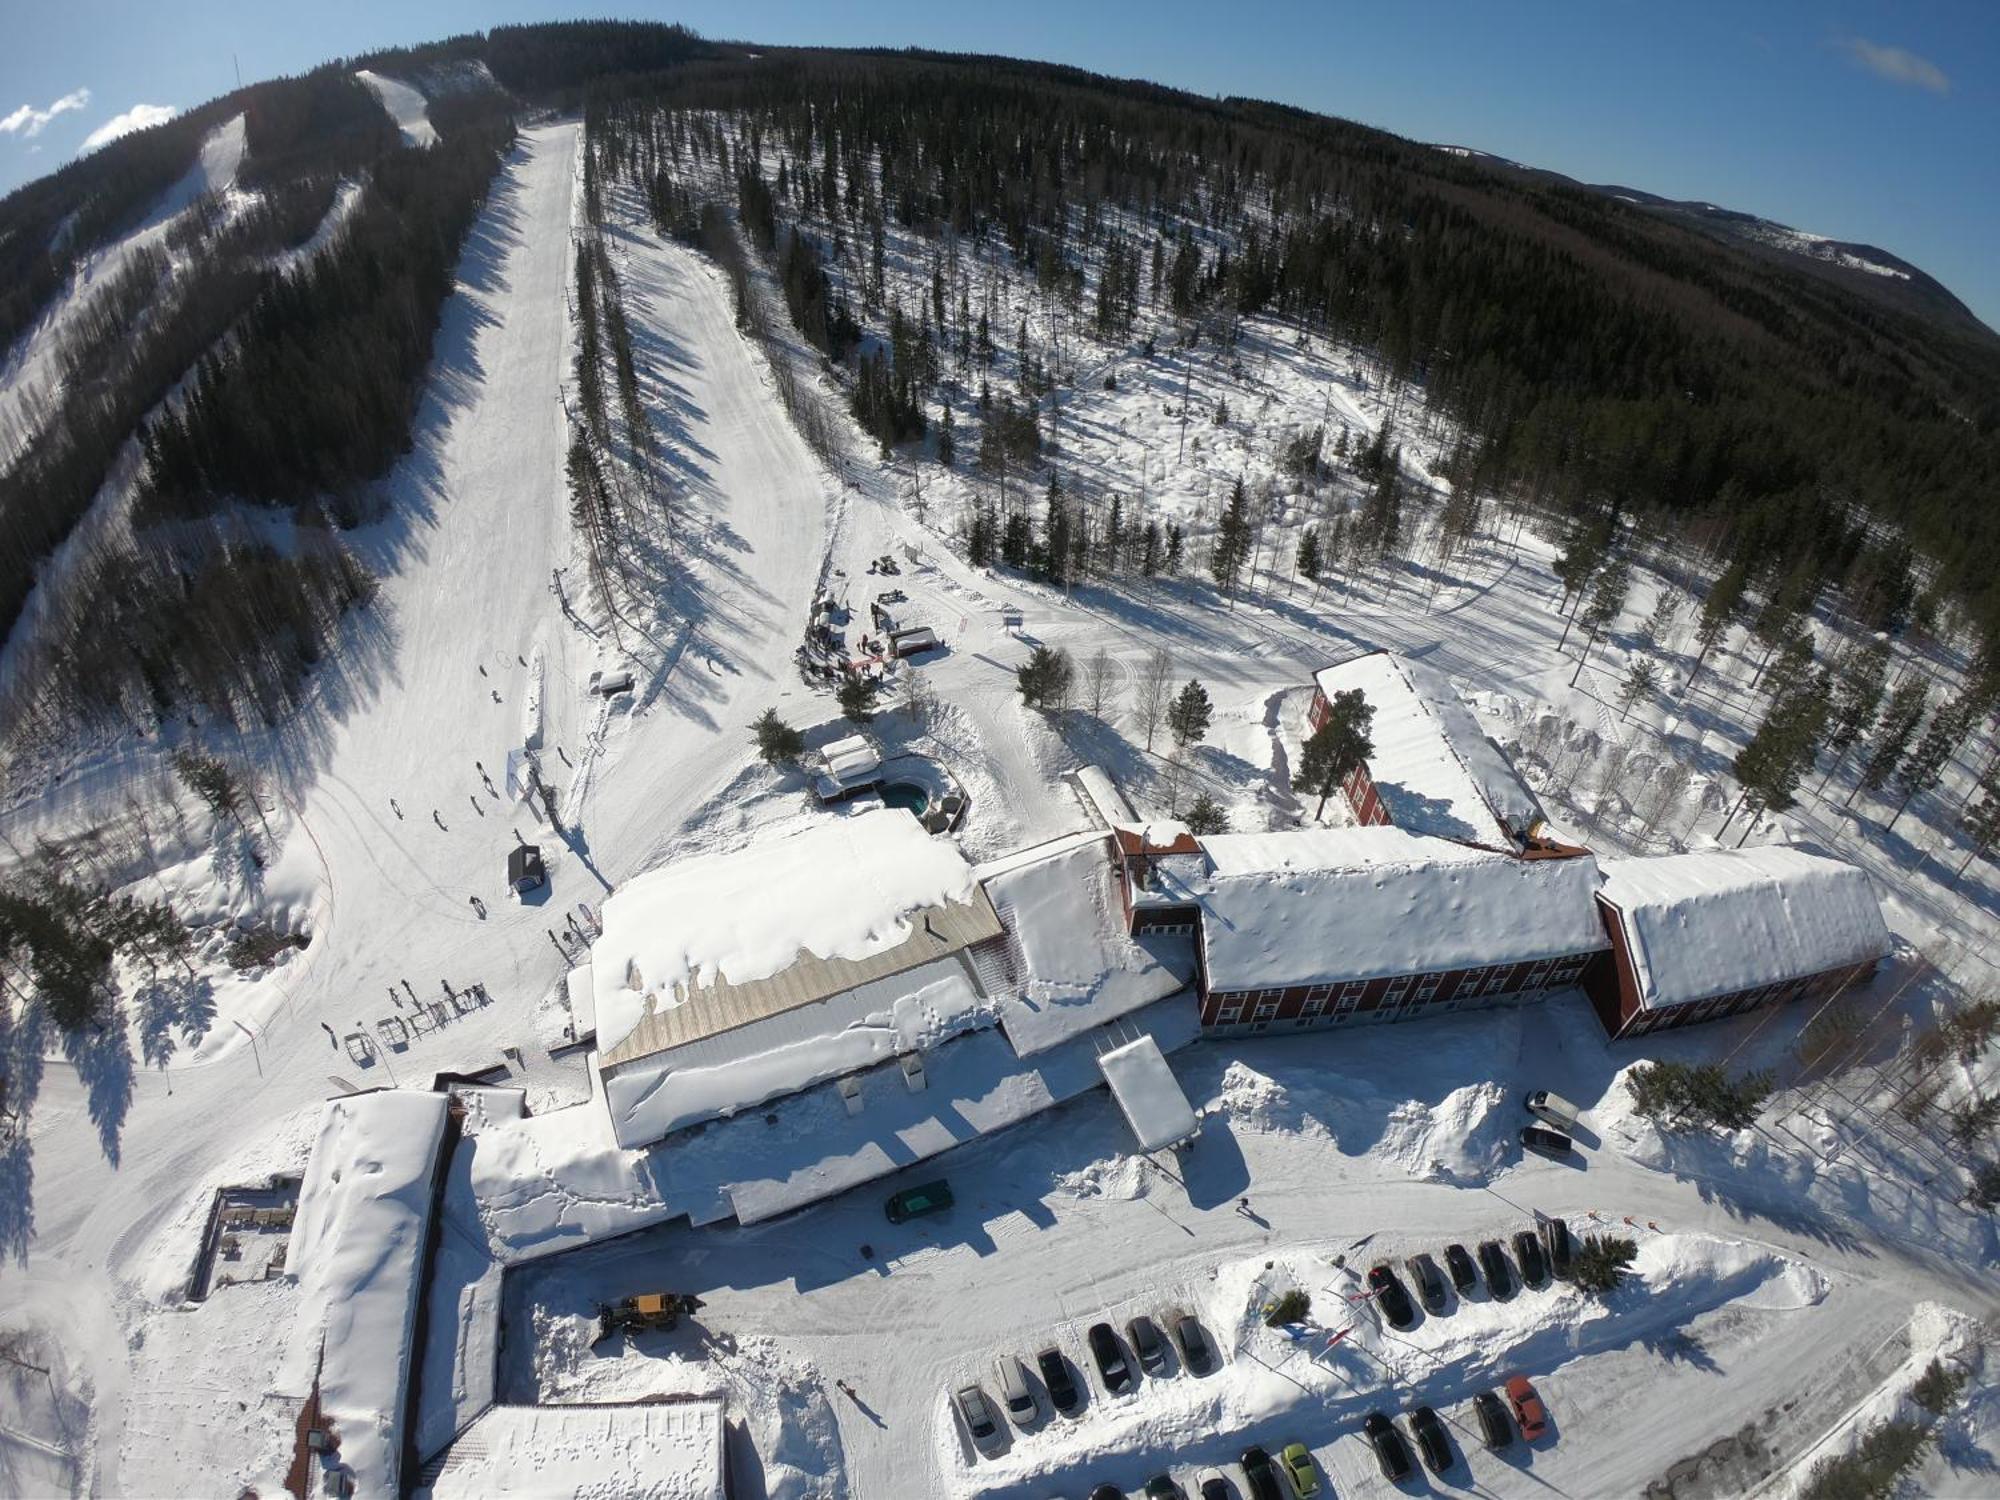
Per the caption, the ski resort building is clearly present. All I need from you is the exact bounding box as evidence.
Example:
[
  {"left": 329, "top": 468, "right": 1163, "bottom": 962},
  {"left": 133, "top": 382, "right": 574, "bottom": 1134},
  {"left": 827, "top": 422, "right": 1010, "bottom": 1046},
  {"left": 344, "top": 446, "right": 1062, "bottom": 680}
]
[
  {"left": 1115, "top": 824, "right": 1609, "bottom": 1032},
  {"left": 1307, "top": 650, "right": 1546, "bottom": 851},
  {"left": 581, "top": 810, "right": 1191, "bottom": 1152},
  {"left": 1583, "top": 847, "right": 1893, "bottom": 1040}
]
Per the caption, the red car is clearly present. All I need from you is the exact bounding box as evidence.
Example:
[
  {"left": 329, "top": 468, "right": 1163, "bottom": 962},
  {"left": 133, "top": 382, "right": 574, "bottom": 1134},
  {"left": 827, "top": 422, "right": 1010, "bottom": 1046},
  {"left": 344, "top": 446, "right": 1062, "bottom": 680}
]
[{"left": 1505, "top": 1374, "right": 1549, "bottom": 1441}]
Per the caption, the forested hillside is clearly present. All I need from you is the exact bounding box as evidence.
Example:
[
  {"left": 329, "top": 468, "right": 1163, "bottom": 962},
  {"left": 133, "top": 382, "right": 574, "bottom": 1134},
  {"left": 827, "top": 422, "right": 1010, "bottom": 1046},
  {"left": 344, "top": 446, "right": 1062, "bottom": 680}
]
[{"left": 1, "top": 20, "right": 1995, "bottom": 758}]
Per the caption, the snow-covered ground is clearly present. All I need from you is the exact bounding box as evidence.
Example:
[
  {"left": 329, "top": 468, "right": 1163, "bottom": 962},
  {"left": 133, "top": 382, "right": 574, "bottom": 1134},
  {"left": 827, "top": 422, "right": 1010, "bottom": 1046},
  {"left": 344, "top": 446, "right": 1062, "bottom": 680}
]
[
  {"left": 0, "top": 100, "right": 1997, "bottom": 1500},
  {"left": 356, "top": 69, "right": 438, "bottom": 148}
]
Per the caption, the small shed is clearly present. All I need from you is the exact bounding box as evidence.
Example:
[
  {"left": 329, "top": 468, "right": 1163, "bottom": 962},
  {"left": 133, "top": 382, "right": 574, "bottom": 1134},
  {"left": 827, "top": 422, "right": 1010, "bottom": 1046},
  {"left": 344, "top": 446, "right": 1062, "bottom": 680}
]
[
  {"left": 507, "top": 843, "right": 546, "bottom": 895},
  {"left": 891, "top": 626, "right": 940, "bottom": 658},
  {"left": 1097, "top": 1034, "right": 1199, "bottom": 1152}
]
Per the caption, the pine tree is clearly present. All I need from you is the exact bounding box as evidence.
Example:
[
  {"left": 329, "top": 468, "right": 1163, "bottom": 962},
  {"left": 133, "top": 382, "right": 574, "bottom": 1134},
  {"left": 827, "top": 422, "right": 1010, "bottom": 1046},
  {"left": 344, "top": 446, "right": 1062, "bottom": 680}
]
[
  {"left": 1818, "top": 638, "right": 1889, "bottom": 792},
  {"left": 1570, "top": 1235, "right": 1639, "bottom": 1296},
  {"left": 1296, "top": 527, "right": 1322, "bottom": 590},
  {"left": 1569, "top": 557, "right": 1631, "bottom": 685},
  {"left": 1726, "top": 669, "right": 1830, "bottom": 839},
  {"left": 1211, "top": 477, "right": 1251, "bottom": 594},
  {"left": 1618, "top": 660, "right": 1657, "bottom": 721},
  {"left": 1140, "top": 521, "right": 1161, "bottom": 579},
  {"left": 1852, "top": 681, "right": 1928, "bottom": 804},
  {"left": 1553, "top": 515, "right": 1608, "bottom": 620},
  {"left": 751, "top": 709, "right": 805, "bottom": 766},
  {"left": 1016, "top": 645, "right": 1075, "bottom": 711},
  {"left": 1888, "top": 700, "right": 1973, "bottom": 833},
  {"left": 1183, "top": 791, "right": 1229, "bottom": 836},
  {"left": 1296, "top": 690, "right": 1377, "bottom": 820},
  {"left": 1686, "top": 559, "right": 1748, "bottom": 689},
  {"left": 936, "top": 405, "right": 954, "bottom": 468},
  {"left": 1165, "top": 521, "right": 1185, "bottom": 575},
  {"left": 1958, "top": 767, "right": 2000, "bottom": 880},
  {"left": 837, "top": 672, "right": 882, "bottom": 724},
  {"left": 1167, "top": 679, "right": 1213, "bottom": 751}
]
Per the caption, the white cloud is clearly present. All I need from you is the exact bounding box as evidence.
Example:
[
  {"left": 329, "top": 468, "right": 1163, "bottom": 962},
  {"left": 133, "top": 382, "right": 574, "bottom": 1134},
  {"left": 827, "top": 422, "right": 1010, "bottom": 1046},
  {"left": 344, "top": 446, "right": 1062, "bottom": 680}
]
[
  {"left": 1838, "top": 36, "right": 1950, "bottom": 94},
  {"left": 81, "top": 103, "right": 176, "bottom": 152},
  {"left": 0, "top": 87, "right": 91, "bottom": 139}
]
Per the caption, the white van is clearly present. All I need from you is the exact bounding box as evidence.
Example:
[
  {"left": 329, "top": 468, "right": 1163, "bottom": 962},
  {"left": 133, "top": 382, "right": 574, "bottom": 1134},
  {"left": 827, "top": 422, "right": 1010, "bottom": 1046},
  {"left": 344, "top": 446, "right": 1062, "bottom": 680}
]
[
  {"left": 995, "top": 1356, "right": 1039, "bottom": 1427},
  {"left": 1525, "top": 1089, "right": 1580, "bottom": 1131}
]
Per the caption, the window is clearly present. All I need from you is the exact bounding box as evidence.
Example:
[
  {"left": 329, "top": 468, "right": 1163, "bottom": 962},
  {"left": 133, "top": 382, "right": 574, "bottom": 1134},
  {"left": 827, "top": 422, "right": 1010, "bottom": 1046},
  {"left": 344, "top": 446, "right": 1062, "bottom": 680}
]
[
  {"left": 1253, "top": 993, "right": 1284, "bottom": 1021},
  {"left": 1524, "top": 959, "right": 1554, "bottom": 990},
  {"left": 1304, "top": 984, "right": 1334, "bottom": 1003},
  {"left": 1482, "top": 966, "right": 1513, "bottom": 996},
  {"left": 1301, "top": 991, "right": 1329, "bottom": 1017},
  {"left": 1415, "top": 973, "right": 1443, "bottom": 1003},
  {"left": 1337, "top": 981, "right": 1367, "bottom": 1009},
  {"left": 1213, "top": 998, "right": 1244, "bottom": 1026}
]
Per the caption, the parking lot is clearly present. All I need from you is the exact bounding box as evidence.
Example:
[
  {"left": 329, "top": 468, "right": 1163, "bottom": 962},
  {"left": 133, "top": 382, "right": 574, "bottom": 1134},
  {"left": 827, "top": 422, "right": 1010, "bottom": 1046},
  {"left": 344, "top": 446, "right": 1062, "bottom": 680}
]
[{"left": 500, "top": 999, "right": 1929, "bottom": 1499}]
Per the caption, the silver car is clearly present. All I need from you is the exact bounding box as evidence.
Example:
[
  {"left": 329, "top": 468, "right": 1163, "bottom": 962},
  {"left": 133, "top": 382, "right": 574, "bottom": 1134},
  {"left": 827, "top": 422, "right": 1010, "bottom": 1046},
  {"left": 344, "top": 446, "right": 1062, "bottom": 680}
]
[{"left": 952, "top": 1383, "right": 1002, "bottom": 1450}]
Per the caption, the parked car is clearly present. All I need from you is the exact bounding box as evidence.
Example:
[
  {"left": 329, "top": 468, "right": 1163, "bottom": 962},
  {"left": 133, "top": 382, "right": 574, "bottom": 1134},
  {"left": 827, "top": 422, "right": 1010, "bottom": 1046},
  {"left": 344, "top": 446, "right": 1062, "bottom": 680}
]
[
  {"left": 1478, "top": 1239, "right": 1515, "bottom": 1298},
  {"left": 1367, "top": 1263, "right": 1418, "bottom": 1329},
  {"left": 1197, "top": 1469, "right": 1232, "bottom": 1500},
  {"left": 1239, "top": 1444, "right": 1284, "bottom": 1500},
  {"left": 1506, "top": 1374, "right": 1550, "bottom": 1440},
  {"left": 995, "top": 1355, "right": 1039, "bottom": 1426},
  {"left": 1089, "top": 1486, "right": 1122, "bottom": 1500},
  {"left": 953, "top": 1383, "right": 1001, "bottom": 1448},
  {"left": 1173, "top": 1312, "right": 1218, "bottom": 1376},
  {"left": 1443, "top": 1241, "right": 1478, "bottom": 1293},
  {"left": 1542, "top": 1216, "right": 1577, "bottom": 1279},
  {"left": 1145, "top": 1476, "right": 1183, "bottom": 1500},
  {"left": 884, "top": 1179, "right": 952, "bottom": 1223},
  {"left": 1472, "top": 1390, "right": 1514, "bottom": 1449},
  {"left": 1409, "top": 1405, "right": 1455, "bottom": 1475},
  {"left": 1088, "top": 1321, "right": 1134, "bottom": 1393},
  {"left": 1513, "top": 1228, "right": 1548, "bottom": 1286},
  {"left": 1404, "top": 1252, "right": 1449, "bottom": 1314},
  {"left": 1362, "top": 1410, "right": 1414, "bottom": 1481},
  {"left": 1521, "top": 1124, "right": 1575, "bottom": 1158},
  {"left": 1280, "top": 1441, "right": 1321, "bottom": 1497},
  {"left": 1038, "top": 1345, "right": 1082, "bottom": 1416},
  {"left": 1524, "top": 1088, "right": 1580, "bottom": 1131},
  {"left": 1128, "top": 1314, "right": 1171, "bottom": 1375}
]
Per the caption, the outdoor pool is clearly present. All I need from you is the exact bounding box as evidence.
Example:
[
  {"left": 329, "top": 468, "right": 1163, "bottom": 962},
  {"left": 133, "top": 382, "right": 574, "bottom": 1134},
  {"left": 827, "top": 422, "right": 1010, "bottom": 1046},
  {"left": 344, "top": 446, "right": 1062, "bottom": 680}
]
[{"left": 879, "top": 782, "right": 931, "bottom": 816}]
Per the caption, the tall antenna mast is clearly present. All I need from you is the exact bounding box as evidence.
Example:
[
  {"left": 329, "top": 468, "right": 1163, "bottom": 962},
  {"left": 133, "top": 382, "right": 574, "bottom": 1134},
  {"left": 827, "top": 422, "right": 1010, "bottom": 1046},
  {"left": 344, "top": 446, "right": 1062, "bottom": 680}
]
[{"left": 233, "top": 53, "right": 242, "bottom": 90}]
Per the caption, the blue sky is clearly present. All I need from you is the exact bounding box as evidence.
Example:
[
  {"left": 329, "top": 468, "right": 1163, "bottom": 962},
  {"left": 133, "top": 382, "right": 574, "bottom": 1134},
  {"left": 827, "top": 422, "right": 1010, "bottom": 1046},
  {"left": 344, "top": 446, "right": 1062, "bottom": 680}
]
[{"left": 5, "top": 1, "right": 1996, "bottom": 328}]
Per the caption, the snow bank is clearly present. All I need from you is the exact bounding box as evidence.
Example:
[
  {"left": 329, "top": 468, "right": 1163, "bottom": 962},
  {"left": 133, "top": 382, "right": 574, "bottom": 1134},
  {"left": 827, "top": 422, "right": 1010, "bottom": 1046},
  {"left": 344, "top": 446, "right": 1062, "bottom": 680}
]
[
  {"left": 1187, "top": 826, "right": 1606, "bottom": 990},
  {"left": 1599, "top": 846, "right": 1890, "bottom": 1008},
  {"left": 278, "top": 1090, "right": 450, "bottom": 1498},
  {"left": 1216, "top": 1060, "right": 1511, "bottom": 1184},
  {"left": 357, "top": 70, "right": 439, "bottom": 148},
  {"left": 590, "top": 809, "right": 984, "bottom": 1057},
  {"left": 420, "top": 1399, "right": 725, "bottom": 1499}
]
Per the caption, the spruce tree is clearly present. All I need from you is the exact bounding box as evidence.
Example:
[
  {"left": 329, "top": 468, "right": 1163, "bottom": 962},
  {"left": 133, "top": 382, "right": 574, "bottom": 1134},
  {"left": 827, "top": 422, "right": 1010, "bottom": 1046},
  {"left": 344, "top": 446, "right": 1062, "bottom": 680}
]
[
  {"left": 1167, "top": 679, "right": 1213, "bottom": 751},
  {"left": 1211, "top": 478, "right": 1251, "bottom": 594},
  {"left": 1295, "top": 689, "right": 1376, "bottom": 819},
  {"left": 1959, "top": 767, "right": 2000, "bottom": 880},
  {"left": 1818, "top": 639, "right": 1889, "bottom": 792},
  {"left": 751, "top": 709, "right": 805, "bottom": 766},
  {"left": 1888, "top": 700, "right": 1973, "bottom": 833},
  {"left": 1183, "top": 792, "right": 1229, "bottom": 836},
  {"left": 1852, "top": 681, "right": 1928, "bottom": 804},
  {"left": 1686, "top": 560, "right": 1749, "bottom": 689},
  {"left": 1296, "top": 527, "right": 1322, "bottom": 590}
]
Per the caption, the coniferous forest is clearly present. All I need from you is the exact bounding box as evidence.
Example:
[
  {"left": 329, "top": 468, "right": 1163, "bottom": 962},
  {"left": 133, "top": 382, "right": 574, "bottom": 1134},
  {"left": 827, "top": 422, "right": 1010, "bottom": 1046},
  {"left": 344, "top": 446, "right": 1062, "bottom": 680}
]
[{"left": 0, "top": 21, "right": 1996, "bottom": 749}]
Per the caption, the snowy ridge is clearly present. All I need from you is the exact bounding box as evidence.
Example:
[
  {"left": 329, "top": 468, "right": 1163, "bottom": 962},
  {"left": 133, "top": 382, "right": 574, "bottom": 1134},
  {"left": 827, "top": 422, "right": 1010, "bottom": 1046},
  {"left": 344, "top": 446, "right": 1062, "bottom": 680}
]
[{"left": 357, "top": 70, "right": 439, "bottom": 148}]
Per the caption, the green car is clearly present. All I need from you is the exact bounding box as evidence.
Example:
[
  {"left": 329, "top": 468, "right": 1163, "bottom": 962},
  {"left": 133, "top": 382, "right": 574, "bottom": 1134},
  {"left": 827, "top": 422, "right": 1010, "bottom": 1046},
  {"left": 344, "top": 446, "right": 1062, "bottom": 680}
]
[
  {"left": 1280, "top": 1441, "right": 1320, "bottom": 1498},
  {"left": 883, "top": 1179, "right": 953, "bottom": 1223}
]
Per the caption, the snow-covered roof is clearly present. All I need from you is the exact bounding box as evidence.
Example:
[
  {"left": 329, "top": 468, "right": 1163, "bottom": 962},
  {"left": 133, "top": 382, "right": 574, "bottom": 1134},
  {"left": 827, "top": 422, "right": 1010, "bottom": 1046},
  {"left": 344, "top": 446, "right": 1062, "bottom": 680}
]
[
  {"left": 591, "top": 811, "right": 999, "bottom": 1065},
  {"left": 1098, "top": 1034, "right": 1200, "bottom": 1150},
  {"left": 419, "top": 1399, "right": 725, "bottom": 1500},
  {"left": 1312, "top": 651, "right": 1542, "bottom": 849},
  {"left": 978, "top": 835, "right": 1193, "bottom": 1056},
  {"left": 279, "top": 1090, "right": 450, "bottom": 1499},
  {"left": 820, "top": 732, "right": 881, "bottom": 785},
  {"left": 1597, "top": 847, "right": 1890, "bottom": 1010},
  {"left": 1070, "top": 764, "right": 1138, "bottom": 828},
  {"left": 1182, "top": 826, "right": 1606, "bottom": 991},
  {"left": 601, "top": 957, "right": 995, "bottom": 1147}
]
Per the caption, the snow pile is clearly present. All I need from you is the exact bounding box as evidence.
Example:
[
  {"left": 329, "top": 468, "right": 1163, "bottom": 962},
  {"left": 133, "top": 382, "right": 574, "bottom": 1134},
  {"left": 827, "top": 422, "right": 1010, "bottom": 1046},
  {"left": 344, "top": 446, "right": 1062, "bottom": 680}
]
[
  {"left": 1378, "top": 1080, "right": 1513, "bottom": 1184},
  {"left": 1313, "top": 650, "right": 1544, "bottom": 847},
  {"left": 420, "top": 1400, "right": 725, "bottom": 1499},
  {"left": 1187, "top": 826, "right": 1606, "bottom": 991},
  {"left": 1599, "top": 847, "right": 1890, "bottom": 1009},
  {"left": 277, "top": 1090, "right": 450, "bottom": 1498},
  {"left": 1212, "top": 1060, "right": 1335, "bottom": 1141},
  {"left": 590, "top": 809, "right": 983, "bottom": 1057},
  {"left": 356, "top": 70, "right": 439, "bottom": 148}
]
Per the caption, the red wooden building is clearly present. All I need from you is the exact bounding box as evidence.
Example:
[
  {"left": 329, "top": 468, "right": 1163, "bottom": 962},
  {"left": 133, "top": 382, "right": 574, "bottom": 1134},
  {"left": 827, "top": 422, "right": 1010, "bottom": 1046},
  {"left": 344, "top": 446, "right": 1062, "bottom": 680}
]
[{"left": 1582, "top": 848, "right": 1890, "bottom": 1040}]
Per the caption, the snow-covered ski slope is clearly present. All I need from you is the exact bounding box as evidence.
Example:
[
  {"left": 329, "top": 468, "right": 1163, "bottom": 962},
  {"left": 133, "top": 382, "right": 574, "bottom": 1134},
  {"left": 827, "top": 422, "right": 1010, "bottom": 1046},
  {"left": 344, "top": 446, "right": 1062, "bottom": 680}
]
[{"left": 356, "top": 69, "right": 438, "bottom": 147}]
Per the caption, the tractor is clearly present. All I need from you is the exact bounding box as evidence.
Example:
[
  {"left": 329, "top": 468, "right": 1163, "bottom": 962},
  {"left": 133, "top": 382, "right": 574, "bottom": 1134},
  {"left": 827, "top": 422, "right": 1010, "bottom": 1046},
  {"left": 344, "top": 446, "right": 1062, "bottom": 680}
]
[{"left": 593, "top": 1291, "right": 704, "bottom": 1344}]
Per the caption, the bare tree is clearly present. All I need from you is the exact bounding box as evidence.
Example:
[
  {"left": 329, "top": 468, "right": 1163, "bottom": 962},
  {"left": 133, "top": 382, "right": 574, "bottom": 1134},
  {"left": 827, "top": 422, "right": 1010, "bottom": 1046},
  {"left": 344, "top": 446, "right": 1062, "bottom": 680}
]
[
  {"left": 1085, "top": 647, "right": 1115, "bottom": 722},
  {"left": 1136, "top": 647, "right": 1174, "bottom": 753},
  {"left": 1640, "top": 759, "right": 1694, "bottom": 843}
]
